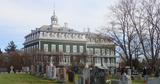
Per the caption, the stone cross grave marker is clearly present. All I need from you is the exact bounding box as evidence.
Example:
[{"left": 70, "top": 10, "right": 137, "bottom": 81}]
[{"left": 10, "top": 66, "right": 14, "bottom": 73}]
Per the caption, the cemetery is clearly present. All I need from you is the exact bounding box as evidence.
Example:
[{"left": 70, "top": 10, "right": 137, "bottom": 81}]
[
  {"left": 0, "top": 0, "right": 160, "bottom": 84},
  {"left": 1, "top": 54, "right": 160, "bottom": 84},
  {"left": 2, "top": 64, "right": 160, "bottom": 84}
]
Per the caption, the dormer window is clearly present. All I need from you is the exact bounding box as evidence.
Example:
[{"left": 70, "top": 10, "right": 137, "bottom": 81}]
[
  {"left": 101, "top": 39, "right": 104, "bottom": 43},
  {"left": 96, "top": 39, "right": 99, "bottom": 43}
]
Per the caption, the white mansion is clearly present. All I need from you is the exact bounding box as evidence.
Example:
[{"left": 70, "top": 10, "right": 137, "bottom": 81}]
[{"left": 23, "top": 11, "right": 116, "bottom": 69}]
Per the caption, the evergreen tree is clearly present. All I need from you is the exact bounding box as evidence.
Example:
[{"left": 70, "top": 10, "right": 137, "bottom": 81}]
[{"left": 5, "top": 41, "right": 17, "bottom": 53}]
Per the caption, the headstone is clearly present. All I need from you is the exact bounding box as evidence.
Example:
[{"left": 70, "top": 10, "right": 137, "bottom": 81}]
[
  {"left": 46, "top": 56, "right": 57, "bottom": 80},
  {"left": 26, "top": 67, "right": 30, "bottom": 73},
  {"left": 30, "top": 65, "right": 35, "bottom": 74},
  {"left": 127, "top": 69, "right": 131, "bottom": 76},
  {"left": 111, "top": 68, "right": 115, "bottom": 74},
  {"left": 36, "top": 65, "right": 39, "bottom": 73},
  {"left": 147, "top": 78, "right": 160, "bottom": 84},
  {"left": 10, "top": 66, "right": 14, "bottom": 73},
  {"left": 41, "top": 63, "right": 44, "bottom": 73},
  {"left": 90, "top": 67, "right": 107, "bottom": 84},
  {"left": 83, "top": 68, "right": 90, "bottom": 84},
  {"left": 57, "top": 67, "right": 67, "bottom": 82},
  {"left": 143, "top": 67, "right": 148, "bottom": 83},
  {"left": 119, "top": 73, "right": 132, "bottom": 84},
  {"left": 46, "top": 64, "right": 57, "bottom": 79},
  {"left": 77, "top": 75, "right": 83, "bottom": 84},
  {"left": 52, "top": 65, "right": 57, "bottom": 79},
  {"left": 46, "top": 65, "right": 49, "bottom": 77},
  {"left": 68, "top": 70, "right": 75, "bottom": 82}
]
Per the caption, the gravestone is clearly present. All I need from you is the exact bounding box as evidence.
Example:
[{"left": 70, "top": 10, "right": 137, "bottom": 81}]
[
  {"left": 147, "top": 78, "right": 160, "bottom": 84},
  {"left": 26, "top": 67, "right": 30, "bottom": 73},
  {"left": 119, "top": 73, "right": 132, "bottom": 84},
  {"left": 68, "top": 70, "right": 75, "bottom": 82},
  {"left": 57, "top": 67, "right": 67, "bottom": 82},
  {"left": 83, "top": 68, "right": 90, "bottom": 84},
  {"left": 10, "top": 66, "right": 14, "bottom": 73},
  {"left": 111, "top": 68, "right": 115, "bottom": 74},
  {"left": 48, "top": 66, "right": 56, "bottom": 79},
  {"left": 76, "top": 75, "right": 83, "bottom": 84},
  {"left": 30, "top": 65, "right": 35, "bottom": 74},
  {"left": 46, "top": 65, "right": 49, "bottom": 78},
  {"left": 46, "top": 57, "right": 57, "bottom": 80},
  {"left": 90, "top": 66, "right": 107, "bottom": 84},
  {"left": 127, "top": 69, "right": 131, "bottom": 76},
  {"left": 36, "top": 65, "right": 39, "bottom": 73}
]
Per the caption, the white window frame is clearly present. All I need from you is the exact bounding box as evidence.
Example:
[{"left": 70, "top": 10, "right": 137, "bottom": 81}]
[
  {"left": 51, "top": 44, "right": 56, "bottom": 53},
  {"left": 95, "top": 48, "right": 100, "bottom": 55},
  {"left": 59, "top": 45, "right": 63, "bottom": 52},
  {"left": 66, "top": 45, "right": 70, "bottom": 53},
  {"left": 102, "top": 49, "right": 105, "bottom": 55},
  {"left": 73, "top": 45, "right": 77, "bottom": 53},
  {"left": 106, "top": 49, "right": 110, "bottom": 55},
  {"left": 79, "top": 46, "right": 84, "bottom": 53},
  {"left": 44, "top": 44, "right": 48, "bottom": 52}
]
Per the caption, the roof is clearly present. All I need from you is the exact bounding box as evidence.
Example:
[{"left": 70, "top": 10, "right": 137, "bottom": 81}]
[
  {"left": 25, "top": 25, "right": 82, "bottom": 38},
  {"left": 84, "top": 32, "right": 113, "bottom": 42},
  {"left": 38, "top": 25, "right": 80, "bottom": 34}
]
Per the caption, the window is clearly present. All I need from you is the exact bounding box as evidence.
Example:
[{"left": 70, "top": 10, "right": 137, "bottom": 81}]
[
  {"left": 102, "top": 49, "right": 105, "bottom": 55},
  {"left": 104, "top": 58, "right": 108, "bottom": 63},
  {"left": 51, "top": 44, "right": 56, "bottom": 53},
  {"left": 111, "top": 58, "right": 114, "bottom": 63},
  {"left": 59, "top": 45, "right": 63, "bottom": 52},
  {"left": 95, "top": 48, "right": 100, "bottom": 55},
  {"left": 73, "top": 45, "right": 77, "bottom": 53},
  {"left": 51, "top": 33, "right": 55, "bottom": 37},
  {"left": 106, "top": 49, "right": 110, "bottom": 55},
  {"left": 49, "top": 33, "right": 52, "bottom": 37},
  {"left": 79, "top": 46, "right": 84, "bottom": 53},
  {"left": 111, "top": 49, "right": 115, "bottom": 55},
  {"left": 66, "top": 45, "right": 70, "bottom": 53},
  {"left": 44, "top": 44, "right": 48, "bottom": 52},
  {"left": 87, "top": 48, "right": 93, "bottom": 55},
  {"left": 97, "top": 58, "right": 101, "bottom": 63}
]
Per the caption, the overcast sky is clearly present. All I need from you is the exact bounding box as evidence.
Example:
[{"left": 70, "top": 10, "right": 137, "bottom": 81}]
[{"left": 0, "top": 0, "right": 116, "bottom": 51}]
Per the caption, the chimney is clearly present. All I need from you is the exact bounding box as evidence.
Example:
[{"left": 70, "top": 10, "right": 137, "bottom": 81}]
[{"left": 64, "top": 22, "right": 68, "bottom": 28}]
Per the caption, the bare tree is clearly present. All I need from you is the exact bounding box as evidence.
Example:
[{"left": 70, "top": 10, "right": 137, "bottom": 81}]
[
  {"left": 141, "top": 0, "right": 160, "bottom": 71},
  {"left": 107, "top": 0, "right": 160, "bottom": 72},
  {"left": 105, "top": 0, "right": 138, "bottom": 68}
]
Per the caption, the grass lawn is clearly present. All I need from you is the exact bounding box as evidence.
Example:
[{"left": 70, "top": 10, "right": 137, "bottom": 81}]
[
  {"left": 0, "top": 73, "right": 144, "bottom": 84},
  {"left": 0, "top": 73, "right": 57, "bottom": 84},
  {"left": 109, "top": 75, "right": 144, "bottom": 84},
  {"left": 0, "top": 73, "right": 74, "bottom": 84},
  {"left": 132, "top": 80, "right": 144, "bottom": 84}
]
